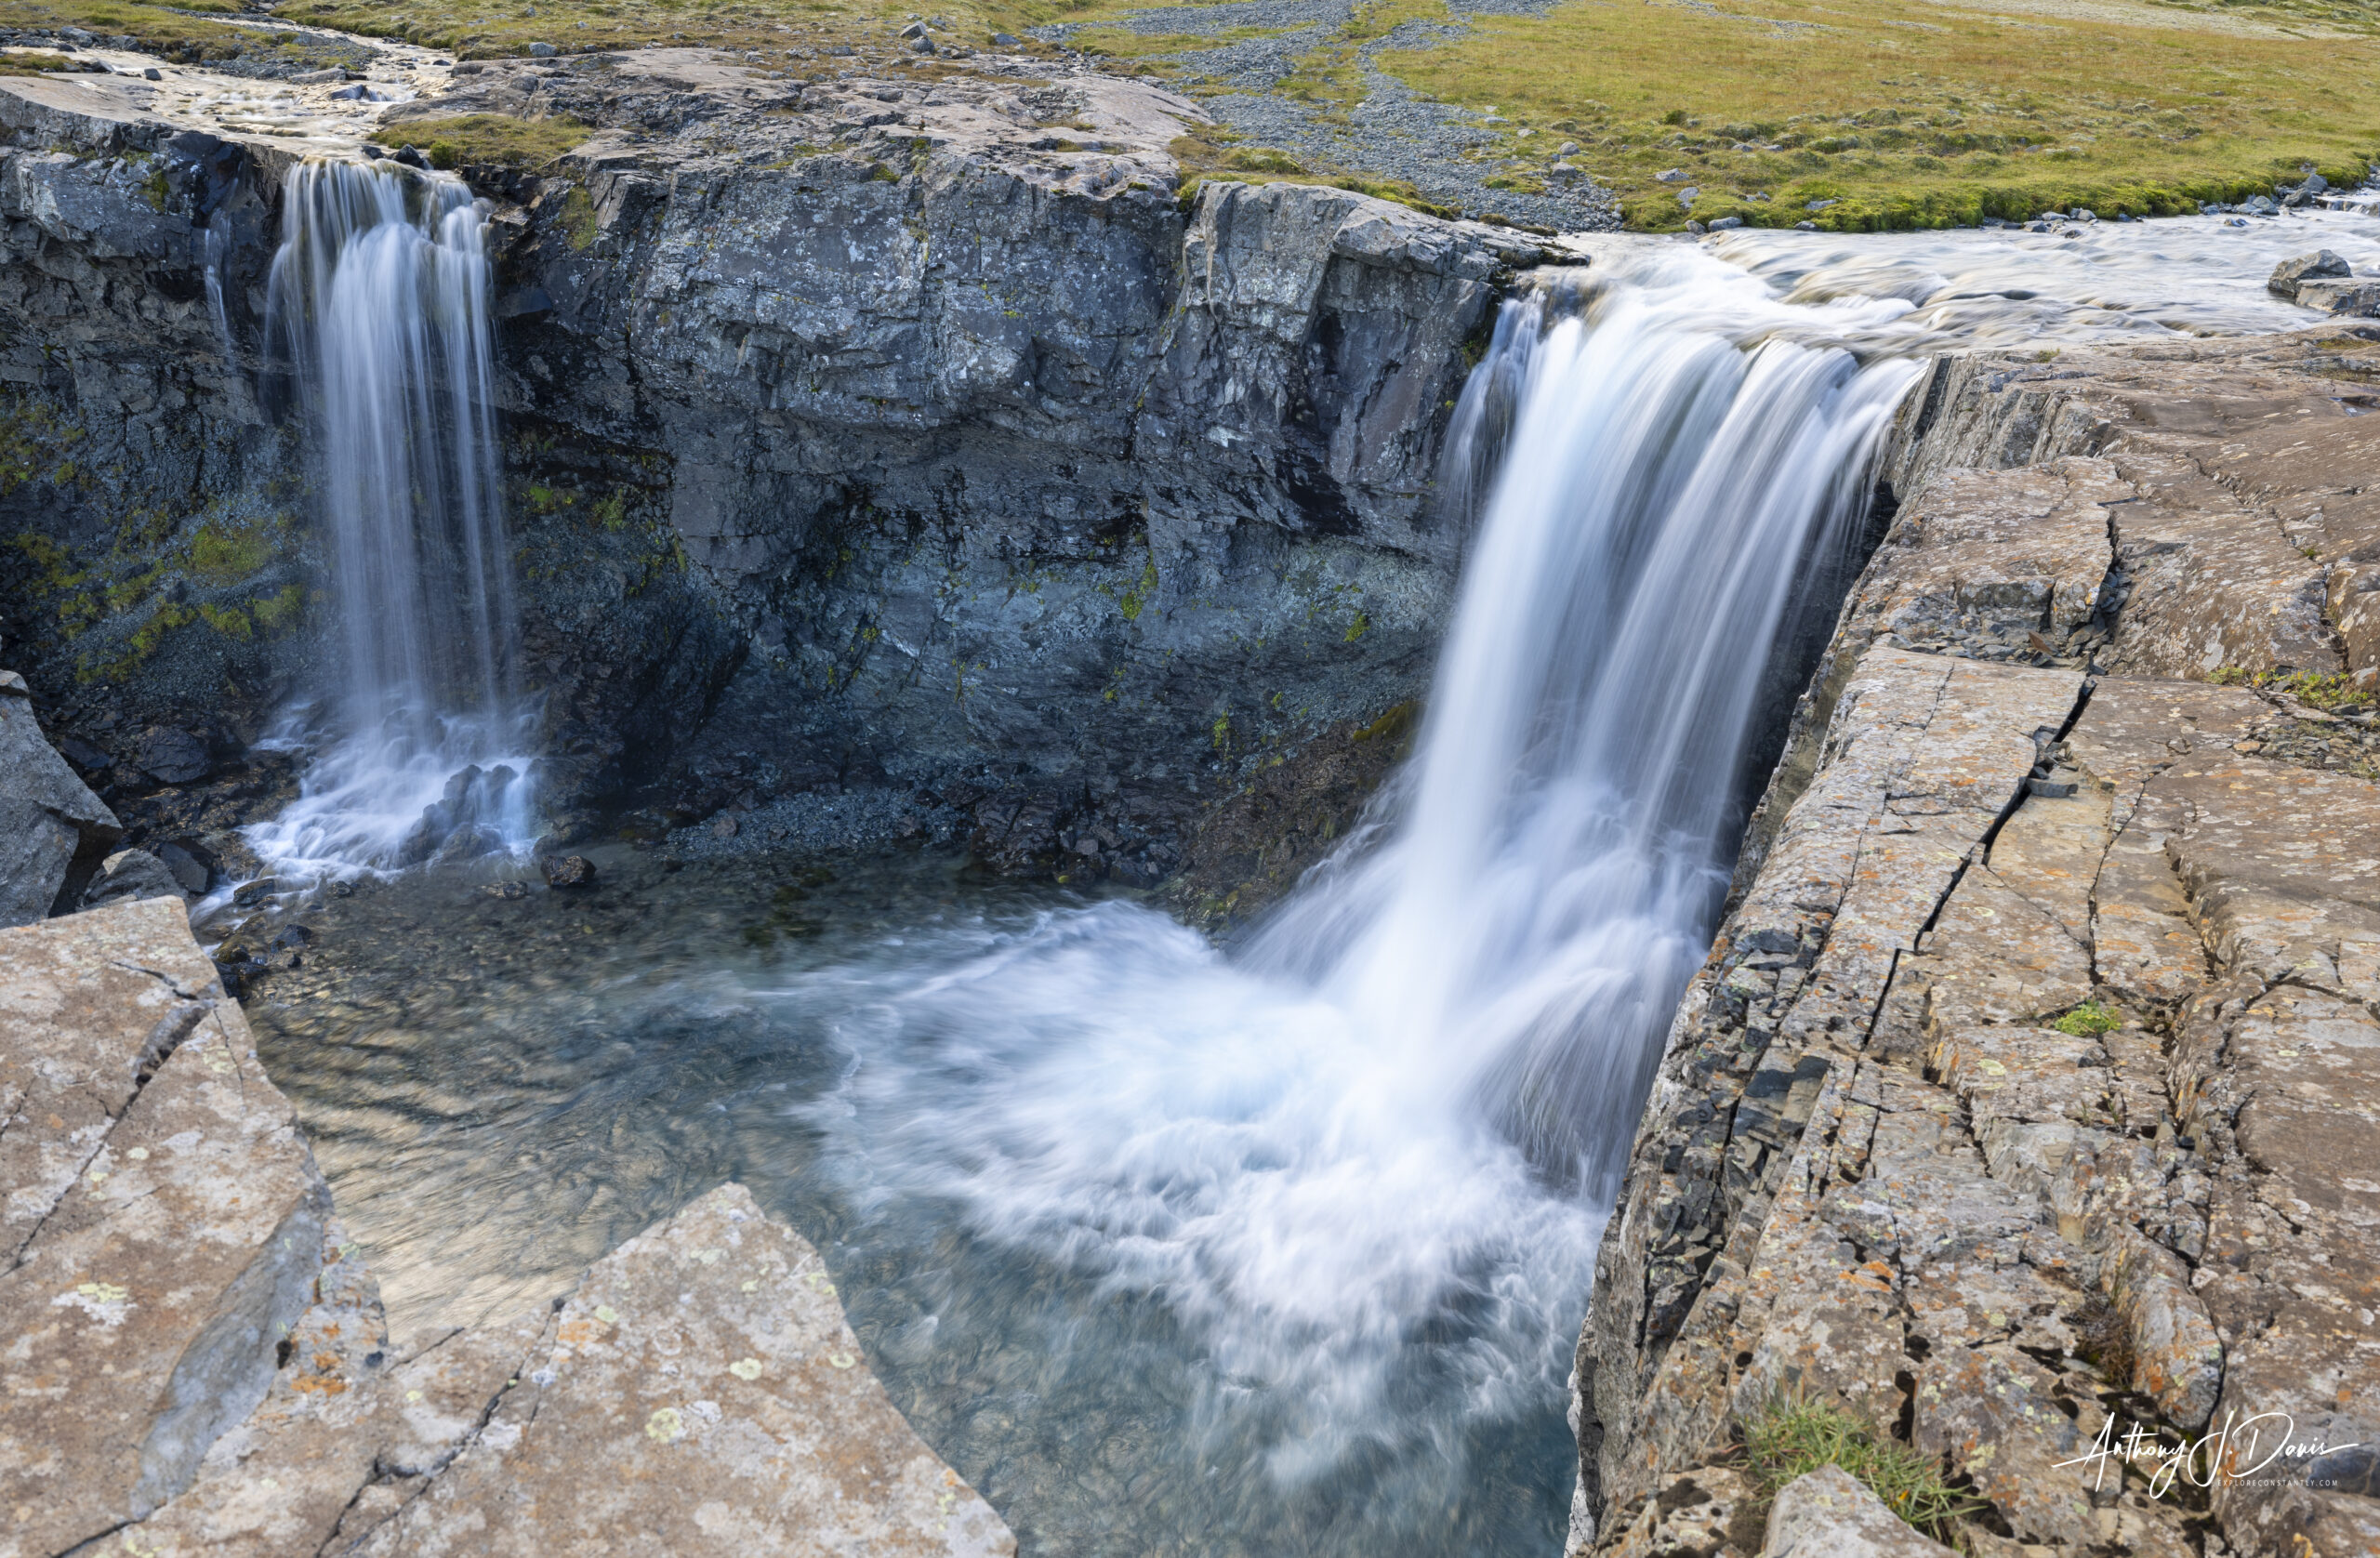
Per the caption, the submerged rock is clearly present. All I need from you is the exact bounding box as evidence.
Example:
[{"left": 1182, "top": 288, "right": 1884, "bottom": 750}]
[{"left": 541, "top": 852, "right": 599, "bottom": 889}]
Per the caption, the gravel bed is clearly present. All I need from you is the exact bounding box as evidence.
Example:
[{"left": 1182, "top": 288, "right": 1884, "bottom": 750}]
[{"left": 1033, "top": 0, "right": 1618, "bottom": 231}]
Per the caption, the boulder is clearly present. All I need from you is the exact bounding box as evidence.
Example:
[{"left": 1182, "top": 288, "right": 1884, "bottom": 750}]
[
  {"left": 2294, "top": 277, "right": 2380, "bottom": 317},
  {"left": 541, "top": 852, "right": 598, "bottom": 889},
  {"left": 0, "top": 899, "right": 326, "bottom": 1550},
  {"left": 1759, "top": 1466, "right": 1957, "bottom": 1558},
  {"left": 134, "top": 724, "right": 212, "bottom": 785},
  {"left": 0, "top": 669, "right": 121, "bottom": 926},
  {"left": 78, "top": 847, "right": 192, "bottom": 910},
  {"left": 350, "top": 1183, "right": 1015, "bottom": 1556},
  {"left": 2267, "top": 248, "right": 2350, "bottom": 299}
]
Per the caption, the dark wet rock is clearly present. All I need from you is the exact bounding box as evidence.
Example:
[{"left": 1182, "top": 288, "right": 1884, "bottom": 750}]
[
  {"left": 430, "top": 824, "right": 507, "bottom": 865},
  {"left": 478, "top": 879, "right": 531, "bottom": 900},
  {"left": 232, "top": 877, "right": 281, "bottom": 908},
  {"left": 1165, "top": 701, "right": 1414, "bottom": 927},
  {"left": 154, "top": 841, "right": 212, "bottom": 895},
  {"left": 135, "top": 725, "right": 213, "bottom": 785},
  {"left": 540, "top": 853, "right": 598, "bottom": 889},
  {"left": 0, "top": 670, "right": 121, "bottom": 926},
  {"left": 77, "top": 848, "right": 189, "bottom": 910}
]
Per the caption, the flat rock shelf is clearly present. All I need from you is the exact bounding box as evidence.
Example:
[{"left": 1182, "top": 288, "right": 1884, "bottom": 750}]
[{"left": 0, "top": 897, "right": 1012, "bottom": 1558}]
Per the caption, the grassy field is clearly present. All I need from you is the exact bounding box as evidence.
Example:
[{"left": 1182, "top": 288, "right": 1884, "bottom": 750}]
[
  {"left": 2, "top": 0, "right": 2374, "bottom": 230},
  {"left": 1060, "top": 0, "right": 2380, "bottom": 229}
]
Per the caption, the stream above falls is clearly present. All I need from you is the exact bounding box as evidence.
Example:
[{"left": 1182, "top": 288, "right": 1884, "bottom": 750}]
[{"left": 233, "top": 205, "right": 2380, "bottom": 1557}]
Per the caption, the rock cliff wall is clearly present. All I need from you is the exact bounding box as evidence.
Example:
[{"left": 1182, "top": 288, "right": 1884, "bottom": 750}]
[
  {"left": 1574, "top": 327, "right": 2380, "bottom": 1558},
  {"left": 0, "top": 57, "right": 1569, "bottom": 891}
]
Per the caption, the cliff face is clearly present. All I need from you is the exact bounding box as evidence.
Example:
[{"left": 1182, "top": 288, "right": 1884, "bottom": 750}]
[
  {"left": 0, "top": 56, "right": 1568, "bottom": 887},
  {"left": 1575, "top": 328, "right": 2380, "bottom": 1558}
]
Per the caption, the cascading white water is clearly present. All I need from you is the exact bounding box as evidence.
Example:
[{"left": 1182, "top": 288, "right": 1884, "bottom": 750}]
[
  {"left": 787, "top": 246, "right": 1928, "bottom": 1531},
  {"left": 246, "top": 160, "right": 535, "bottom": 875}
]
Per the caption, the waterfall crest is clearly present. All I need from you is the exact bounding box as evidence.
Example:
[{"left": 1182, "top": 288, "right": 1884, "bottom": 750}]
[{"left": 248, "top": 160, "right": 534, "bottom": 874}]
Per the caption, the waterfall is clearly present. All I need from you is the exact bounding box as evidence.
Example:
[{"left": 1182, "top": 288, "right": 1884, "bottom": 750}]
[
  {"left": 787, "top": 246, "right": 1928, "bottom": 1536},
  {"left": 246, "top": 159, "right": 535, "bottom": 874}
]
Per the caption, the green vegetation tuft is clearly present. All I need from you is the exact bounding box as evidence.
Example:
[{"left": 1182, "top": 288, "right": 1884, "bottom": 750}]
[
  {"left": 2208, "top": 665, "right": 2374, "bottom": 709},
  {"left": 1743, "top": 1397, "right": 1982, "bottom": 1542},
  {"left": 383, "top": 113, "right": 593, "bottom": 171},
  {"left": 188, "top": 520, "right": 271, "bottom": 582},
  {"left": 0, "top": 48, "right": 75, "bottom": 74},
  {"left": 2053, "top": 1001, "right": 2122, "bottom": 1037}
]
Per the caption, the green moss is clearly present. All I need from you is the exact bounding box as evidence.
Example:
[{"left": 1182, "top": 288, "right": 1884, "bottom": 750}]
[
  {"left": 12, "top": 531, "right": 86, "bottom": 591},
  {"left": 196, "top": 601, "right": 253, "bottom": 640},
  {"left": 188, "top": 521, "right": 271, "bottom": 582},
  {"left": 559, "top": 184, "right": 600, "bottom": 252},
  {"left": 1342, "top": 610, "right": 1369, "bottom": 642},
  {"left": 252, "top": 583, "right": 306, "bottom": 635},
  {"left": 426, "top": 139, "right": 463, "bottom": 171},
  {"left": 85, "top": 601, "right": 195, "bottom": 682},
  {"left": 1118, "top": 559, "right": 1158, "bottom": 622},
  {"left": 1354, "top": 701, "right": 1415, "bottom": 745},
  {"left": 2207, "top": 665, "right": 2372, "bottom": 710},
  {"left": 1743, "top": 1397, "right": 1981, "bottom": 1542},
  {"left": 2052, "top": 1001, "right": 2122, "bottom": 1038},
  {"left": 386, "top": 112, "right": 594, "bottom": 172}
]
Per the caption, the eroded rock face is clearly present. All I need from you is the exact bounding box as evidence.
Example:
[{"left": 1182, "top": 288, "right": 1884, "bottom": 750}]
[
  {"left": 1577, "top": 329, "right": 2380, "bottom": 1558},
  {"left": 0, "top": 897, "right": 1012, "bottom": 1557},
  {"left": 1, "top": 58, "right": 1567, "bottom": 879}
]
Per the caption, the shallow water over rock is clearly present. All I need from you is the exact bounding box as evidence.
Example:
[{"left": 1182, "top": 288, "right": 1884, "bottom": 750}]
[{"left": 245, "top": 843, "right": 1580, "bottom": 1556}]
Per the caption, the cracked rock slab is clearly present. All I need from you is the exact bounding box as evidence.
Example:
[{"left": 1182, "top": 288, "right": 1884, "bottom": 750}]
[{"left": 352, "top": 1182, "right": 1013, "bottom": 1557}]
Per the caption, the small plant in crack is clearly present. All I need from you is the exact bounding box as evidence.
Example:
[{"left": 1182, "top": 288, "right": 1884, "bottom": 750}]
[
  {"left": 1741, "top": 1396, "right": 1986, "bottom": 1543},
  {"left": 2052, "top": 1000, "right": 2121, "bottom": 1037}
]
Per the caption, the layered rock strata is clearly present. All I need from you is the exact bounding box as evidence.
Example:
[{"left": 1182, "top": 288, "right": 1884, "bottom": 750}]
[
  {"left": 1576, "top": 328, "right": 2380, "bottom": 1558},
  {"left": 0, "top": 54, "right": 1572, "bottom": 888},
  {"left": 0, "top": 895, "right": 1011, "bottom": 1557}
]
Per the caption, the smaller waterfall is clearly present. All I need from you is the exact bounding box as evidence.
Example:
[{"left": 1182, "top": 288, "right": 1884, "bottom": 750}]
[
  {"left": 201, "top": 223, "right": 236, "bottom": 364},
  {"left": 248, "top": 160, "right": 535, "bottom": 874}
]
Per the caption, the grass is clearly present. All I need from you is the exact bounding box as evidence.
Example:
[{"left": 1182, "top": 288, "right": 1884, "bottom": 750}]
[
  {"left": 0, "top": 47, "right": 75, "bottom": 73},
  {"left": 1042, "top": 0, "right": 2380, "bottom": 230},
  {"left": 0, "top": 0, "right": 363, "bottom": 71},
  {"left": 2208, "top": 665, "right": 2376, "bottom": 709},
  {"left": 380, "top": 112, "right": 593, "bottom": 168},
  {"left": 1743, "top": 1397, "right": 1984, "bottom": 1542},
  {"left": 4, "top": 0, "right": 2373, "bottom": 233},
  {"left": 2052, "top": 1000, "right": 2122, "bottom": 1037}
]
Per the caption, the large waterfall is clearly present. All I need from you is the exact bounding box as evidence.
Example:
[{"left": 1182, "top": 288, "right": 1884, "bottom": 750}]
[
  {"left": 247, "top": 160, "right": 534, "bottom": 874},
  {"left": 750, "top": 246, "right": 1929, "bottom": 1550}
]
